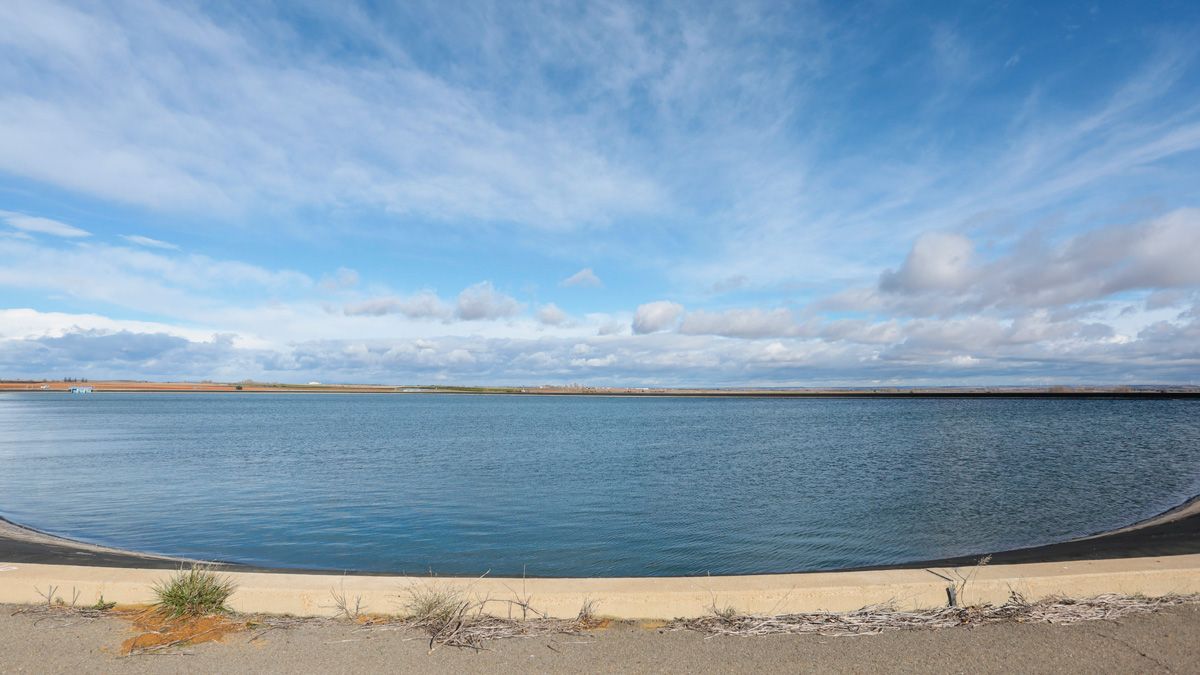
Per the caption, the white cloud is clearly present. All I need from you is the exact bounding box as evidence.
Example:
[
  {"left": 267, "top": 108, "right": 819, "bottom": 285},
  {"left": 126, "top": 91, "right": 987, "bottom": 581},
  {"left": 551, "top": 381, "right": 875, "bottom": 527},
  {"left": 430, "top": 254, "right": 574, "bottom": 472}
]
[
  {"left": 343, "top": 291, "right": 451, "bottom": 319},
  {"left": 0, "top": 236, "right": 311, "bottom": 321},
  {"left": 0, "top": 211, "right": 90, "bottom": 238},
  {"left": 571, "top": 353, "right": 617, "bottom": 368},
  {"left": 879, "top": 232, "right": 975, "bottom": 294},
  {"left": 709, "top": 275, "right": 749, "bottom": 294},
  {"left": 1, "top": 203, "right": 1197, "bottom": 386},
  {"left": 632, "top": 301, "right": 684, "bottom": 334},
  {"left": 678, "top": 308, "right": 805, "bottom": 338},
  {"left": 591, "top": 314, "right": 628, "bottom": 336},
  {"left": 120, "top": 234, "right": 179, "bottom": 250},
  {"left": 868, "top": 209, "right": 1200, "bottom": 316},
  {"left": 537, "top": 303, "right": 569, "bottom": 326},
  {"left": 561, "top": 267, "right": 603, "bottom": 288},
  {"left": 455, "top": 282, "right": 522, "bottom": 321},
  {"left": 0, "top": 307, "right": 218, "bottom": 344},
  {"left": 1, "top": 303, "right": 1198, "bottom": 385},
  {"left": 320, "top": 267, "right": 360, "bottom": 291},
  {"left": 819, "top": 319, "right": 903, "bottom": 345}
]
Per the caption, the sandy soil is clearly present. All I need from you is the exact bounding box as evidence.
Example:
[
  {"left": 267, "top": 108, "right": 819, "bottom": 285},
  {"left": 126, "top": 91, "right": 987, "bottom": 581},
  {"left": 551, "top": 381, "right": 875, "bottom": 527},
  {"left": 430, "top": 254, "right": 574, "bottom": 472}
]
[{"left": 1, "top": 603, "right": 1198, "bottom": 674}]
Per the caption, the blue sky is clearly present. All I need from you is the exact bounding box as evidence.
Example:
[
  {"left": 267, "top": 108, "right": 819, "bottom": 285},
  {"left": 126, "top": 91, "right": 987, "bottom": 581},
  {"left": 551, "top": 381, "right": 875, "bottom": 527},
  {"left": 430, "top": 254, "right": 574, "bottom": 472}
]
[{"left": 1, "top": 0, "right": 1199, "bottom": 385}]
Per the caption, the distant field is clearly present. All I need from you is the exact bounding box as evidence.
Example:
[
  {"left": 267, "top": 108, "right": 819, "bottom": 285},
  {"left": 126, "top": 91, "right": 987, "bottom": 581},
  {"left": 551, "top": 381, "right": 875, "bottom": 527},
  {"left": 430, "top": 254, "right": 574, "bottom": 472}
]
[{"left": 0, "top": 381, "right": 397, "bottom": 393}]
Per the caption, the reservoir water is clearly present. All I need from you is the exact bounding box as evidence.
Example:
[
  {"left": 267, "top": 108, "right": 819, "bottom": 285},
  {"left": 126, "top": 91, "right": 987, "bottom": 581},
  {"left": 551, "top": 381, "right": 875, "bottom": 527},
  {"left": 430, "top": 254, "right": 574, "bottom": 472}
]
[{"left": 1, "top": 393, "right": 1198, "bottom": 576}]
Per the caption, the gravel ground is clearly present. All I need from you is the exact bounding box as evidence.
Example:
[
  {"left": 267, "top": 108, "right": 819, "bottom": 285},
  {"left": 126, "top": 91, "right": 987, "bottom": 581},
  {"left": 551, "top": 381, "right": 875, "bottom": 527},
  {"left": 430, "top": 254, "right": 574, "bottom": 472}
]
[{"left": 2, "top": 603, "right": 1198, "bottom": 674}]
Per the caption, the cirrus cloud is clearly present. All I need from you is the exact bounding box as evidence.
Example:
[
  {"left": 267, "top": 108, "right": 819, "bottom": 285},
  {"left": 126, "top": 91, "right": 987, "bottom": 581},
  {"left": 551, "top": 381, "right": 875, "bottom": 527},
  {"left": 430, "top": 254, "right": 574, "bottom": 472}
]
[
  {"left": 120, "top": 234, "right": 178, "bottom": 250},
  {"left": 1, "top": 211, "right": 90, "bottom": 238},
  {"left": 561, "top": 268, "right": 603, "bottom": 288}
]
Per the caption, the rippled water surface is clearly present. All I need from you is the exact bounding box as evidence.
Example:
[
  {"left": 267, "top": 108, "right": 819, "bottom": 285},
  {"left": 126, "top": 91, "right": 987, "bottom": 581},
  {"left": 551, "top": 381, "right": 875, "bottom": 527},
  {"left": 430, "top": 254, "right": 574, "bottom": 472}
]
[{"left": 1, "top": 393, "right": 1198, "bottom": 576}]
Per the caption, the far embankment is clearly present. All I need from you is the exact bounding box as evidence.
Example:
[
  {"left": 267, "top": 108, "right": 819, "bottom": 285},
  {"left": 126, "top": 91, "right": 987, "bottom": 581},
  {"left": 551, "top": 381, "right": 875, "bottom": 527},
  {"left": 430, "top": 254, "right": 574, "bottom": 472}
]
[{"left": 3, "top": 380, "right": 1200, "bottom": 397}]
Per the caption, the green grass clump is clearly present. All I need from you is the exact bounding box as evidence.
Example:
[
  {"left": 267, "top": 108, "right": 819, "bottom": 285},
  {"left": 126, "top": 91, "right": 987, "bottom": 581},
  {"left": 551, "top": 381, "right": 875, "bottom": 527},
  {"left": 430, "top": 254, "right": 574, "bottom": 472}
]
[
  {"left": 152, "top": 565, "right": 237, "bottom": 618},
  {"left": 92, "top": 594, "right": 116, "bottom": 611}
]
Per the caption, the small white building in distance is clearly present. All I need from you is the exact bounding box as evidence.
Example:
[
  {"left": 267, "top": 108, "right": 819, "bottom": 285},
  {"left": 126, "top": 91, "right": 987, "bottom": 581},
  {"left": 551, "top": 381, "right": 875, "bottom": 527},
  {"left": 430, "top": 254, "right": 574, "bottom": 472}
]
[
  {"left": 69, "top": 386, "right": 94, "bottom": 394},
  {"left": 307, "top": 381, "right": 321, "bottom": 385}
]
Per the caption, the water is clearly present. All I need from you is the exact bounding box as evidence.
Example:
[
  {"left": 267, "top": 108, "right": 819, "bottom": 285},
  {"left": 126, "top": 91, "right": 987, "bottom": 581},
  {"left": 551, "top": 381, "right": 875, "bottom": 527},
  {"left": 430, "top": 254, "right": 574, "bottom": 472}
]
[{"left": 1, "top": 393, "right": 1198, "bottom": 576}]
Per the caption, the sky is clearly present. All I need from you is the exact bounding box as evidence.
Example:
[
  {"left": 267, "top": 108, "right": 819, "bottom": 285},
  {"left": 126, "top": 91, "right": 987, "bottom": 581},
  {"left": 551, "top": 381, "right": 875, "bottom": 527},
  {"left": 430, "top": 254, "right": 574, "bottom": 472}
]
[{"left": 1, "top": 0, "right": 1199, "bottom": 386}]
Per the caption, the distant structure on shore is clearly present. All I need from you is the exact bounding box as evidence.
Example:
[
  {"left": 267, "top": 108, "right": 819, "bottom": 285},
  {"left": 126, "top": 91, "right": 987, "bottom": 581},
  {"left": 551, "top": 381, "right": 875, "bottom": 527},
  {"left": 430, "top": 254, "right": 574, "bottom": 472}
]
[{"left": 68, "top": 386, "right": 93, "bottom": 394}]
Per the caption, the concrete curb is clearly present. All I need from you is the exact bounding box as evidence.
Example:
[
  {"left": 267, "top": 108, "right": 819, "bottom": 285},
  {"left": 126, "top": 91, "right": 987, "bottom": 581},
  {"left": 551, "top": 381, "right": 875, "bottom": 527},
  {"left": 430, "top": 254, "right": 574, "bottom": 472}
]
[{"left": 3, "top": 555, "right": 1199, "bottom": 619}]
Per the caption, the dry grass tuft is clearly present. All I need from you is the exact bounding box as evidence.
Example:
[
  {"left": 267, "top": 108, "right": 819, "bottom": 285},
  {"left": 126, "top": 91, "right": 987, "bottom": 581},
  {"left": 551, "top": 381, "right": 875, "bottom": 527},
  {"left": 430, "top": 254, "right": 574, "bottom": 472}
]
[
  {"left": 395, "top": 583, "right": 604, "bottom": 651},
  {"left": 670, "top": 593, "right": 1200, "bottom": 637},
  {"left": 404, "top": 582, "right": 470, "bottom": 627}
]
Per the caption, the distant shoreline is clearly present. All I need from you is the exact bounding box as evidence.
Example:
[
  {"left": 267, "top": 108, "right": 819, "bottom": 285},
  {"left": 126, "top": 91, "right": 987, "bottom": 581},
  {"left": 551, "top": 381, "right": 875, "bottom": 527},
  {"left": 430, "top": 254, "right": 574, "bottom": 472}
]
[{"left": 3, "top": 380, "right": 1200, "bottom": 398}]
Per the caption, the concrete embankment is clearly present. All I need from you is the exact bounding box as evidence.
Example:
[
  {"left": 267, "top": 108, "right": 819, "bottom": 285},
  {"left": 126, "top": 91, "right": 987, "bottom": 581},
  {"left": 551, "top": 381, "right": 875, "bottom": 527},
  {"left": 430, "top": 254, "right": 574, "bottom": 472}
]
[{"left": 2, "top": 555, "right": 1199, "bottom": 620}]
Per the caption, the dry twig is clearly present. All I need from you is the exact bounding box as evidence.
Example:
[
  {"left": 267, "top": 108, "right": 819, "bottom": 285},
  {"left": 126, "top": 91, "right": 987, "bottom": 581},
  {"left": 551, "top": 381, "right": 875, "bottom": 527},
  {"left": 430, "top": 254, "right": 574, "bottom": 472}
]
[
  {"left": 669, "top": 593, "right": 1200, "bottom": 637},
  {"left": 325, "top": 578, "right": 366, "bottom": 620},
  {"left": 395, "top": 584, "right": 602, "bottom": 651}
]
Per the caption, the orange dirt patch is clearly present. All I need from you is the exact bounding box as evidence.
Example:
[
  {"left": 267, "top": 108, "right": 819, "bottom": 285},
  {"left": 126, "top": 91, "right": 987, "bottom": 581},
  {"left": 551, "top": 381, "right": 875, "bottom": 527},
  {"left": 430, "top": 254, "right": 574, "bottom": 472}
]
[
  {"left": 120, "top": 609, "right": 246, "bottom": 655},
  {"left": 354, "top": 613, "right": 398, "bottom": 626}
]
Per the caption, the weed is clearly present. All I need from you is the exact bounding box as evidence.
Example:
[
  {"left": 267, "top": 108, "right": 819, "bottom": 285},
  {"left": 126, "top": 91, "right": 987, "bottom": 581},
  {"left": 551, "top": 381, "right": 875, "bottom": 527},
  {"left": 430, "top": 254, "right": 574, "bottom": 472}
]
[
  {"left": 34, "top": 585, "right": 58, "bottom": 607},
  {"left": 577, "top": 597, "right": 598, "bottom": 623},
  {"left": 712, "top": 603, "right": 739, "bottom": 620},
  {"left": 403, "top": 583, "right": 469, "bottom": 627},
  {"left": 92, "top": 594, "right": 117, "bottom": 611},
  {"left": 327, "top": 579, "right": 366, "bottom": 620},
  {"left": 152, "top": 565, "right": 237, "bottom": 618}
]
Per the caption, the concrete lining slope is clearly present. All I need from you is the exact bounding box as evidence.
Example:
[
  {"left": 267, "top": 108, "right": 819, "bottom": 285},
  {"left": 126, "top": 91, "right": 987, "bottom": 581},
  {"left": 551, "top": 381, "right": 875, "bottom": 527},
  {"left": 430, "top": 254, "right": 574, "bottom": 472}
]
[
  {"left": 2, "top": 555, "right": 1199, "bottom": 620},
  {"left": 5, "top": 494, "right": 1200, "bottom": 574}
]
